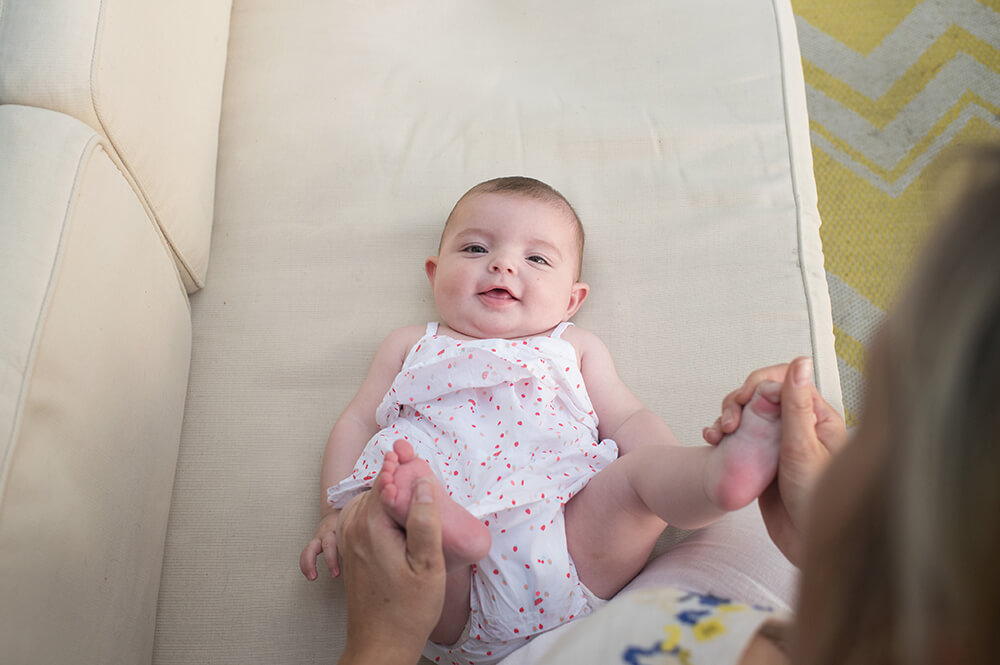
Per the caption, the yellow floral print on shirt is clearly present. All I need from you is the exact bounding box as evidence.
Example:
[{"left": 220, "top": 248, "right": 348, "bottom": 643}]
[{"left": 621, "top": 592, "right": 761, "bottom": 664}]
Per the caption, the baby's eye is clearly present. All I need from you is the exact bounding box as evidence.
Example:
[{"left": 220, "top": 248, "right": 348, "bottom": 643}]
[
  {"left": 462, "top": 244, "right": 488, "bottom": 254},
  {"left": 527, "top": 255, "right": 550, "bottom": 266}
]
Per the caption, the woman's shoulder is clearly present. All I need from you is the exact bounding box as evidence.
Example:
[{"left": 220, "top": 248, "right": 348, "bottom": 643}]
[{"left": 509, "top": 587, "right": 786, "bottom": 665}]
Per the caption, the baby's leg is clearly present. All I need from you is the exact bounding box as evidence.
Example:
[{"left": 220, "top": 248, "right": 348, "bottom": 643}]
[
  {"left": 566, "top": 384, "right": 782, "bottom": 600},
  {"left": 376, "top": 439, "right": 491, "bottom": 645}
]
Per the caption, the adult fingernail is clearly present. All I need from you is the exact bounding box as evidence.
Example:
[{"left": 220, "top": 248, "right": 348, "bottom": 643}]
[
  {"left": 794, "top": 358, "right": 813, "bottom": 386},
  {"left": 414, "top": 479, "right": 434, "bottom": 504}
]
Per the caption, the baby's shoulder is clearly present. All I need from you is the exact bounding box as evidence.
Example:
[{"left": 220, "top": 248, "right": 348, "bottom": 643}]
[
  {"left": 386, "top": 324, "right": 428, "bottom": 347},
  {"left": 376, "top": 325, "right": 428, "bottom": 363},
  {"left": 559, "top": 324, "right": 603, "bottom": 347},
  {"left": 558, "top": 324, "right": 612, "bottom": 363}
]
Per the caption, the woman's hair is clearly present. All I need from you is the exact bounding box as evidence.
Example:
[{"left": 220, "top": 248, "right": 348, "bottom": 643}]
[
  {"left": 888, "top": 146, "right": 1000, "bottom": 664},
  {"left": 800, "top": 145, "right": 1000, "bottom": 664}
]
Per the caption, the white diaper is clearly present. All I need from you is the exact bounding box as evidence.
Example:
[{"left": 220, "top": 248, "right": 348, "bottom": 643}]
[{"left": 424, "top": 564, "right": 608, "bottom": 665}]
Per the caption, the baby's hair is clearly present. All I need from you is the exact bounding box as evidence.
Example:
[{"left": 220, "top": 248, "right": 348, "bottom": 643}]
[{"left": 443, "top": 176, "right": 586, "bottom": 279}]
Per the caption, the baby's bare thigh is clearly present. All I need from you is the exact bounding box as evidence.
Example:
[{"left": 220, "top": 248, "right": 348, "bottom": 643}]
[{"left": 563, "top": 457, "right": 668, "bottom": 600}]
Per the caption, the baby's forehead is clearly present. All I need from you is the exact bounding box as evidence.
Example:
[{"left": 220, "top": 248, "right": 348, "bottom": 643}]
[{"left": 445, "top": 192, "right": 579, "bottom": 240}]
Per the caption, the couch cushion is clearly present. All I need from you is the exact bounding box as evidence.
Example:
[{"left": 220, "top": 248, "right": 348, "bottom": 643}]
[
  {"left": 0, "top": 105, "right": 191, "bottom": 665},
  {"left": 156, "top": 0, "right": 841, "bottom": 662},
  {"left": 0, "top": 0, "right": 233, "bottom": 292}
]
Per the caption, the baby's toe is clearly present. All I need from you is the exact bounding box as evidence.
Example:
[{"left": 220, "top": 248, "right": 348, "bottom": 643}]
[
  {"left": 392, "top": 438, "right": 416, "bottom": 463},
  {"left": 747, "top": 382, "right": 782, "bottom": 421}
]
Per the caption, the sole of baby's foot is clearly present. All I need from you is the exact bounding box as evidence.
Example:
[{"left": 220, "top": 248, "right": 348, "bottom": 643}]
[
  {"left": 377, "top": 439, "right": 492, "bottom": 570},
  {"left": 704, "top": 384, "right": 782, "bottom": 512}
]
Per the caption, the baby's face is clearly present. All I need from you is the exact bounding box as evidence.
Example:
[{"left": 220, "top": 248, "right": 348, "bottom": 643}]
[{"left": 426, "top": 192, "right": 588, "bottom": 339}]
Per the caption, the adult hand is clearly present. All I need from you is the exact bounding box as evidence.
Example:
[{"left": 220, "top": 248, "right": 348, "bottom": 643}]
[
  {"left": 337, "top": 478, "right": 447, "bottom": 665},
  {"left": 702, "top": 363, "right": 791, "bottom": 445},
  {"left": 703, "top": 358, "right": 847, "bottom": 565},
  {"left": 761, "top": 357, "right": 847, "bottom": 565}
]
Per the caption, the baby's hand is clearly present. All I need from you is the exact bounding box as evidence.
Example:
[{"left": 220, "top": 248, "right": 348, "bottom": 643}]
[{"left": 299, "top": 509, "right": 343, "bottom": 580}]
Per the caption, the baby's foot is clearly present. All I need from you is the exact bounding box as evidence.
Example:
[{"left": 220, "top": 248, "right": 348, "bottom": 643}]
[
  {"left": 704, "top": 382, "right": 782, "bottom": 512},
  {"left": 377, "top": 439, "right": 492, "bottom": 569}
]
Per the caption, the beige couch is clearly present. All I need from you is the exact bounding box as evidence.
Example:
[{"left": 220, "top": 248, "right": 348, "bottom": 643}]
[{"left": 0, "top": 1, "right": 842, "bottom": 663}]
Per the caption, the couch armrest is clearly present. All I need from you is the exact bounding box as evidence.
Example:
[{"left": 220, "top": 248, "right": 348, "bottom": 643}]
[
  {"left": 0, "top": 105, "right": 191, "bottom": 665},
  {"left": 0, "top": 0, "right": 233, "bottom": 292}
]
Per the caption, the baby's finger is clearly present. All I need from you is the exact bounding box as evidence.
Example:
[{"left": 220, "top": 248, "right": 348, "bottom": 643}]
[
  {"left": 300, "top": 538, "right": 322, "bottom": 581},
  {"left": 322, "top": 532, "right": 341, "bottom": 578},
  {"left": 702, "top": 417, "right": 723, "bottom": 445}
]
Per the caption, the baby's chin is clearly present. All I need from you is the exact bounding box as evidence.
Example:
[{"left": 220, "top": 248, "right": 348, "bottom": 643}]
[{"left": 444, "top": 319, "right": 555, "bottom": 341}]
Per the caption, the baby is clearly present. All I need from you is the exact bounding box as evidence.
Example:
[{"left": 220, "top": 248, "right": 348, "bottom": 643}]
[{"left": 300, "top": 177, "right": 783, "bottom": 665}]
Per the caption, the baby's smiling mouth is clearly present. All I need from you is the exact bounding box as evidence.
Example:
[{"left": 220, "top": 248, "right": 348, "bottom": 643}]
[{"left": 480, "top": 287, "right": 518, "bottom": 301}]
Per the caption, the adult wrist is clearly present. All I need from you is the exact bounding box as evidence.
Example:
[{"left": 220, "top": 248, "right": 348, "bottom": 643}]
[{"left": 339, "top": 636, "right": 423, "bottom": 665}]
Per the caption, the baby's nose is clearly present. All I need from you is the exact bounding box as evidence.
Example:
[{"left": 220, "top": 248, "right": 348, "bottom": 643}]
[{"left": 489, "top": 256, "right": 516, "bottom": 273}]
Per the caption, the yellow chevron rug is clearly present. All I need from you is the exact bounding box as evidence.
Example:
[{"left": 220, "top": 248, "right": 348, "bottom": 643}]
[{"left": 790, "top": 0, "right": 1000, "bottom": 427}]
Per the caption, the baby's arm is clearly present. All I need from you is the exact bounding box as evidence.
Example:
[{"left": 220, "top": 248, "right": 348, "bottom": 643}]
[
  {"left": 300, "top": 324, "right": 425, "bottom": 580},
  {"left": 566, "top": 327, "right": 680, "bottom": 454},
  {"left": 319, "top": 325, "right": 424, "bottom": 499}
]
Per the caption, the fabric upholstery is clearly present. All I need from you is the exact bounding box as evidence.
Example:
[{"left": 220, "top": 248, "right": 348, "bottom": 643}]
[
  {"left": 0, "top": 105, "right": 191, "bottom": 665},
  {"left": 153, "top": 1, "right": 840, "bottom": 663},
  {"left": 0, "top": 0, "right": 233, "bottom": 291}
]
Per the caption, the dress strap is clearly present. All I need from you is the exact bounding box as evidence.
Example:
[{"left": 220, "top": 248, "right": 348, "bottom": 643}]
[
  {"left": 550, "top": 321, "right": 574, "bottom": 339},
  {"left": 426, "top": 322, "right": 439, "bottom": 336}
]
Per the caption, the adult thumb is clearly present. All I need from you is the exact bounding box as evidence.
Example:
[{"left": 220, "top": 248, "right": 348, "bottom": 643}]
[
  {"left": 782, "top": 357, "right": 815, "bottom": 419},
  {"left": 780, "top": 357, "right": 823, "bottom": 466},
  {"left": 405, "top": 479, "right": 445, "bottom": 573}
]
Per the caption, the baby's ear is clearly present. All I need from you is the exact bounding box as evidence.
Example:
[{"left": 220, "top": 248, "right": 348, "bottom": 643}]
[
  {"left": 425, "top": 257, "right": 438, "bottom": 287},
  {"left": 565, "top": 281, "right": 590, "bottom": 318}
]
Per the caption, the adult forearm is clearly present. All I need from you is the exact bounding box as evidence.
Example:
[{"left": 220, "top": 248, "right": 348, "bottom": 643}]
[
  {"left": 336, "top": 480, "right": 445, "bottom": 665},
  {"left": 338, "top": 641, "right": 422, "bottom": 665}
]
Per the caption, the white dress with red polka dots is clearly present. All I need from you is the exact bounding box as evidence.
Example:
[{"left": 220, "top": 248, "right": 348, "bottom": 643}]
[{"left": 327, "top": 321, "right": 618, "bottom": 665}]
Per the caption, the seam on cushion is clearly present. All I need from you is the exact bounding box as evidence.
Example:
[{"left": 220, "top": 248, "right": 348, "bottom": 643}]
[
  {"left": 87, "top": 0, "right": 203, "bottom": 291},
  {"left": 0, "top": 134, "right": 102, "bottom": 504},
  {"left": 94, "top": 144, "right": 193, "bottom": 311},
  {"left": 770, "top": 0, "right": 825, "bottom": 396}
]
